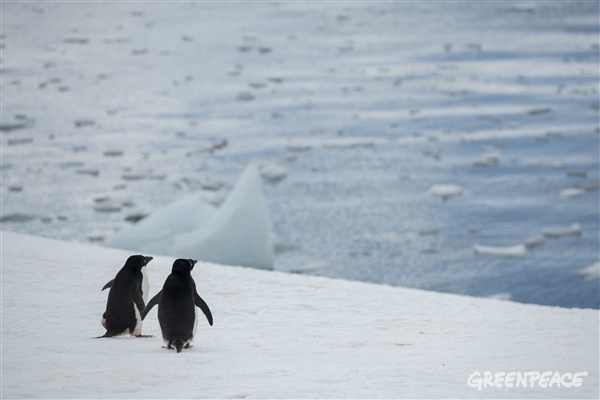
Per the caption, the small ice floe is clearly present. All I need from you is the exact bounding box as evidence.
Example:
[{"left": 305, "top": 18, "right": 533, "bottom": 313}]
[
  {"left": 74, "top": 169, "right": 99, "bottom": 177},
  {"left": 581, "top": 180, "right": 599, "bottom": 190},
  {"left": 542, "top": 223, "right": 582, "bottom": 238},
  {"left": 271, "top": 234, "right": 298, "bottom": 255},
  {"left": 474, "top": 244, "right": 527, "bottom": 257},
  {"left": 560, "top": 188, "right": 585, "bottom": 197},
  {"left": 259, "top": 163, "right": 287, "bottom": 182},
  {"left": 527, "top": 107, "right": 552, "bottom": 115},
  {"left": 200, "top": 178, "right": 225, "bottom": 191},
  {"left": 7, "top": 138, "right": 33, "bottom": 145},
  {"left": 486, "top": 292, "right": 512, "bottom": 301},
  {"left": 578, "top": 262, "right": 600, "bottom": 280},
  {"left": 552, "top": 162, "right": 567, "bottom": 169},
  {"left": 0, "top": 121, "right": 33, "bottom": 132},
  {"left": 121, "top": 170, "right": 166, "bottom": 180},
  {"left": 124, "top": 213, "right": 147, "bottom": 223},
  {"left": 0, "top": 213, "right": 39, "bottom": 223},
  {"left": 523, "top": 234, "right": 546, "bottom": 248},
  {"left": 201, "top": 190, "right": 226, "bottom": 206},
  {"left": 74, "top": 119, "right": 95, "bottom": 128},
  {"left": 236, "top": 91, "right": 255, "bottom": 101},
  {"left": 93, "top": 200, "right": 122, "bottom": 213},
  {"left": 286, "top": 143, "right": 311, "bottom": 152},
  {"left": 290, "top": 261, "right": 333, "bottom": 274},
  {"left": 322, "top": 140, "right": 374, "bottom": 149},
  {"left": 104, "top": 150, "right": 123, "bottom": 157},
  {"left": 428, "top": 184, "right": 463, "bottom": 200},
  {"left": 473, "top": 153, "right": 500, "bottom": 166}
]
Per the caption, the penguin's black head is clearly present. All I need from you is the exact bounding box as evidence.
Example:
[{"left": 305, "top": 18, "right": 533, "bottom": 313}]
[
  {"left": 125, "top": 255, "right": 153, "bottom": 271},
  {"left": 172, "top": 258, "right": 197, "bottom": 274}
]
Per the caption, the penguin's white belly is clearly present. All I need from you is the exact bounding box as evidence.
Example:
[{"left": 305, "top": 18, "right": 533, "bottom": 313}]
[
  {"left": 132, "top": 300, "right": 142, "bottom": 336},
  {"left": 141, "top": 266, "right": 149, "bottom": 304},
  {"left": 192, "top": 307, "right": 198, "bottom": 339}
]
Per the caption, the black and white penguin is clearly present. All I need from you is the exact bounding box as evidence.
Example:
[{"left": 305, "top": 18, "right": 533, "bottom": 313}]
[
  {"left": 142, "top": 259, "right": 213, "bottom": 352},
  {"left": 99, "top": 255, "right": 153, "bottom": 338}
]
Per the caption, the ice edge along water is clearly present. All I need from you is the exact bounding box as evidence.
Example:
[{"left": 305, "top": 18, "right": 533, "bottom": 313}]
[{"left": 2, "top": 231, "right": 598, "bottom": 398}]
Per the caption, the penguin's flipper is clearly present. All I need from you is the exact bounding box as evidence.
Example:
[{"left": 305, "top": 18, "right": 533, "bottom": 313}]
[
  {"left": 194, "top": 292, "right": 213, "bottom": 326},
  {"left": 141, "top": 291, "right": 161, "bottom": 320},
  {"left": 101, "top": 279, "right": 114, "bottom": 291},
  {"left": 133, "top": 284, "right": 145, "bottom": 314}
]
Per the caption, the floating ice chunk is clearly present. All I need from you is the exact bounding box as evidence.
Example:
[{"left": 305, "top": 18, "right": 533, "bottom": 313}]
[
  {"left": 487, "top": 292, "right": 512, "bottom": 301},
  {"left": 552, "top": 162, "right": 567, "bottom": 169},
  {"left": 259, "top": 163, "right": 288, "bottom": 182},
  {"left": 286, "top": 143, "right": 311, "bottom": 152},
  {"left": 542, "top": 223, "right": 582, "bottom": 238},
  {"left": 428, "top": 184, "right": 463, "bottom": 199},
  {"left": 174, "top": 164, "right": 274, "bottom": 270},
  {"left": 473, "top": 153, "right": 500, "bottom": 166},
  {"left": 560, "top": 188, "right": 585, "bottom": 197},
  {"left": 290, "top": 261, "right": 333, "bottom": 274},
  {"left": 578, "top": 262, "right": 600, "bottom": 280},
  {"left": 523, "top": 234, "right": 546, "bottom": 247},
  {"left": 105, "top": 194, "right": 217, "bottom": 255},
  {"left": 0, "top": 213, "right": 39, "bottom": 223},
  {"left": 322, "top": 140, "right": 374, "bottom": 149},
  {"left": 474, "top": 244, "right": 527, "bottom": 257},
  {"left": 200, "top": 191, "right": 226, "bottom": 206},
  {"left": 93, "top": 200, "right": 122, "bottom": 213},
  {"left": 271, "top": 234, "right": 298, "bottom": 255}
]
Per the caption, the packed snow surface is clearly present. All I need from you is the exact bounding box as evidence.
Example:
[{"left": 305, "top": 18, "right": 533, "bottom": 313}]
[
  {"left": 2, "top": 231, "right": 598, "bottom": 398},
  {"left": 1, "top": 1, "right": 599, "bottom": 308}
]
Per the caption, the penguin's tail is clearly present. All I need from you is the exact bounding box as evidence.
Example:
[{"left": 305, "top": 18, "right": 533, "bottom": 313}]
[{"left": 173, "top": 339, "right": 184, "bottom": 353}]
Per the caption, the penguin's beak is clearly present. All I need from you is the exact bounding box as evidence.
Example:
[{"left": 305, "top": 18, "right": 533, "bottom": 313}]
[
  {"left": 143, "top": 256, "right": 153, "bottom": 265},
  {"left": 190, "top": 259, "right": 197, "bottom": 270}
]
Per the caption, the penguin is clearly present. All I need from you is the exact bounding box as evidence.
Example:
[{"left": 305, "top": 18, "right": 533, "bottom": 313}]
[
  {"left": 142, "top": 259, "right": 213, "bottom": 352},
  {"left": 98, "top": 255, "right": 153, "bottom": 338},
  {"left": 102, "top": 257, "right": 149, "bottom": 304}
]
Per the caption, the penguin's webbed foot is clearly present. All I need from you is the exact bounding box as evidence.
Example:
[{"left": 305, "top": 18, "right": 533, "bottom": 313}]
[{"left": 183, "top": 343, "right": 193, "bottom": 349}]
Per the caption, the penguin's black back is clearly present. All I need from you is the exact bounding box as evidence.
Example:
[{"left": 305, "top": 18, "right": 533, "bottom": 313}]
[
  {"left": 102, "top": 256, "right": 147, "bottom": 337},
  {"left": 158, "top": 265, "right": 196, "bottom": 342}
]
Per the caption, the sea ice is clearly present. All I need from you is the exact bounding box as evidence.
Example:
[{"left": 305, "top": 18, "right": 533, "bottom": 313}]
[
  {"left": 174, "top": 164, "right": 274, "bottom": 270},
  {"left": 523, "top": 234, "right": 546, "bottom": 248},
  {"left": 286, "top": 143, "right": 311, "bottom": 152},
  {"left": 473, "top": 153, "right": 500, "bottom": 166},
  {"left": 474, "top": 244, "right": 527, "bottom": 257},
  {"left": 428, "top": 184, "right": 464, "bottom": 199},
  {"left": 259, "top": 163, "right": 288, "bottom": 182},
  {"left": 290, "top": 260, "right": 333, "bottom": 274},
  {"left": 542, "top": 223, "right": 582, "bottom": 238},
  {"left": 105, "top": 194, "right": 217, "bottom": 255},
  {"left": 578, "top": 262, "right": 600, "bottom": 280},
  {"left": 560, "top": 188, "right": 585, "bottom": 197}
]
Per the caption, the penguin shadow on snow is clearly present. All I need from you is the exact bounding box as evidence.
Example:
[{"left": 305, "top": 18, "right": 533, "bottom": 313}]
[
  {"left": 95, "top": 255, "right": 154, "bottom": 338},
  {"left": 142, "top": 259, "right": 213, "bottom": 353}
]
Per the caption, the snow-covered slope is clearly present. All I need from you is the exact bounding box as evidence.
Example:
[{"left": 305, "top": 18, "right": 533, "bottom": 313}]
[{"left": 2, "top": 231, "right": 598, "bottom": 398}]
